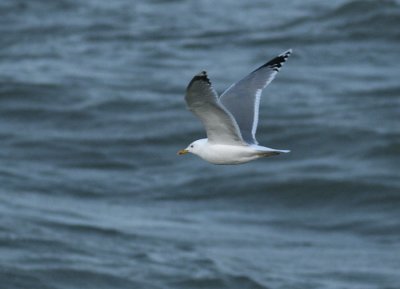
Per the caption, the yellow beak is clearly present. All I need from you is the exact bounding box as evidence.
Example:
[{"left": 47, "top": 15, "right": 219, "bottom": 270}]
[{"left": 177, "top": 149, "right": 189, "bottom": 155}]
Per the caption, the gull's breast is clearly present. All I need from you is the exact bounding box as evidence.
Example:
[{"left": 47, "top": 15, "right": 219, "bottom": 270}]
[{"left": 199, "top": 144, "right": 259, "bottom": 165}]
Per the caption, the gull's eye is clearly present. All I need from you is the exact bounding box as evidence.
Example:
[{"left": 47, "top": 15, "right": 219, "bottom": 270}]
[{"left": 190, "top": 145, "right": 194, "bottom": 148}]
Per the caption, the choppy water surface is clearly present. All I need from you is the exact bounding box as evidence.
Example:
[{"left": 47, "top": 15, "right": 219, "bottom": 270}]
[{"left": 0, "top": 0, "right": 399, "bottom": 288}]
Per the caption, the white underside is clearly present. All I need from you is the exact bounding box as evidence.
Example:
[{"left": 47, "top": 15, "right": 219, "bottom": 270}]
[{"left": 193, "top": 139, "right": 289, "bottom": 165}]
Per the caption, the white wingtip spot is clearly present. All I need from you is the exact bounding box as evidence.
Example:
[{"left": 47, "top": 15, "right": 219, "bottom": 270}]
[
  {"left": 196, "top": 70, "right": 207, "bottom": 77},
  {"left": 279, "top": 49, "right": 292, "bottom": 58}
]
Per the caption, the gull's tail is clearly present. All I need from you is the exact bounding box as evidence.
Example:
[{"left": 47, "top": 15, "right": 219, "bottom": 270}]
[
  {"left": 275, "top": 149, "right": 290, "bottom": 154},
  {"left": 253, "top": 146, "right": 290, "bottom": 157}
]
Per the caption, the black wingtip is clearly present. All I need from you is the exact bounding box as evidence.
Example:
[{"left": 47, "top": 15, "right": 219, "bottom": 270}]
[
  {"left": 187, "top": 70, "right": 211, "bottom": 89},
  {"left": 257, "top": 49, "right": 293, "bottom": 72}
]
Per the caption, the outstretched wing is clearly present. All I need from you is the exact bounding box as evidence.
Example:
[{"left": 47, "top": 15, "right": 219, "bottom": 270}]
[
  {"left": 219, "top": 49, "right": 292, "bottom": 144},
  {"left": 185, "top": 71, "right": 245, "bottom": 145}
]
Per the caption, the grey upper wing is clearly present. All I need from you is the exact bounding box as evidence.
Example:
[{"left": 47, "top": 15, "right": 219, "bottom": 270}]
[
  {"left": 219, "top": 49, "right": 292, "bottom": 144},
  {"left": 185, "top": 71, "right": 245, "bottom": 145}
]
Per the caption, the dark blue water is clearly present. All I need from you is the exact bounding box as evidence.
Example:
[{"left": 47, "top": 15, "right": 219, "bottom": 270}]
[{"left": 1, "top": 0, "right": 399, "bottom": 288}]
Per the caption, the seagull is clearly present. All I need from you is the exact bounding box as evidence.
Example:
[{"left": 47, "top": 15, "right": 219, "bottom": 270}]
[{"left": 178, "top": 49, "right": 292, "bottom": 165}]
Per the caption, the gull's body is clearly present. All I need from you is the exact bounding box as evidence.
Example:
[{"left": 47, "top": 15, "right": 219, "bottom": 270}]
[
  {"left": 178, "top": 50, "right": 292, "bottom": 165},
  {"left": 187, "top": 138, "right": 288, "bottom": 165}
]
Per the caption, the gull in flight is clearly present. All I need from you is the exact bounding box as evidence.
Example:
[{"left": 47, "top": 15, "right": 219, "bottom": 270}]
[{"left": 178, "top": 49, "right": 292, "bottom": 165}]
